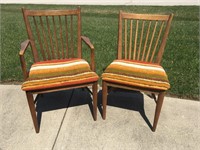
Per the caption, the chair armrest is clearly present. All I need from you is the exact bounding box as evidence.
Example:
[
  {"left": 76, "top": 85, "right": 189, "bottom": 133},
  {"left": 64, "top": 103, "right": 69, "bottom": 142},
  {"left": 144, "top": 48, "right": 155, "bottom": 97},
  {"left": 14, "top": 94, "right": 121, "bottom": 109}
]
[
  {"left": 19, "top": 40, "right": 30, "bottom": 80},
  {"left": 81, "top": 36, "right": 94, "bottom": 50},
  {"left": 19, "top": 39, "right": 30, "bottom": 56},
  {"left": 81, "top": 36, "right": 95, "bottom": 71}
]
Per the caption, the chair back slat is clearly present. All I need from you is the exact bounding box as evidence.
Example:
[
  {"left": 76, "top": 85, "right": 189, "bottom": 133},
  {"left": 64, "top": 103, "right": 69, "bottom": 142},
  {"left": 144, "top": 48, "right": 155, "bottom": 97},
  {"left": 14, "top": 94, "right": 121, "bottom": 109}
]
[
  {"left": 33, "top": 16, "right": 46, "bottom": 60},
  {"left": 58, "top": 16, "right": 64, "bottom": 59},
  {"left": 128, "top": 20, "right": 133, "bottom": 59},
  {"left": 137, "top": 21, "right": 145, "bottom": 60},
  {"left": 118, "top": 12, "right": 173, "bottom": 64},
  {"left": 39, "top": 16, "right": 51, "bottom": 60},
  {"left": 133, "top": 20, "right": 138, "bottom": 60},
  {"left": 46, "top": 16, "right": 55, "bottom": 59},
  {"left": 150, "top": 21, "right": 164, "bottom": 62},
  {"left": 52, "top": 16, "right": 60, "bottom": 59},
  {"left": 22, "top": 8, "right": 81, "bottom": 62},
  {"left": 124, "top": 19, "right": 127, "bottom": 59},
  {"left": 65, "top": 16, "right": 69, "bottom": 58},
  {"left": 70, "top": 16, "right": 74, "bottom": 58},
  {"left": 141, "top": 21, "right": 151, "bottom": 61},
  {"left": 145, "top": 21, "right": 157, "bottom": 62}
]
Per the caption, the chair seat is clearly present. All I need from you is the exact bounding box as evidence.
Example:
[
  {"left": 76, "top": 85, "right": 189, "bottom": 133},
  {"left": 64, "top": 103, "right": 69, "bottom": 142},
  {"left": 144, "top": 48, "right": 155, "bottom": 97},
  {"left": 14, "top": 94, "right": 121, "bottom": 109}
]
[
  {"left": 102, "top": 59, "right": 170, "bottom": 91},
  {"left": 22, "top": 58, "right": 99, "bottom": 91}
]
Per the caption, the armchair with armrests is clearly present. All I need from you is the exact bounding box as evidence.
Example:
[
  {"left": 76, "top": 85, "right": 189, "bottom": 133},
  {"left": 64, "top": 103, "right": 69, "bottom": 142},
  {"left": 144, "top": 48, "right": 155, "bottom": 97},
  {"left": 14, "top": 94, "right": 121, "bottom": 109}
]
[{"left": 19, "top": 7, "right": 99, "bottom": 133}]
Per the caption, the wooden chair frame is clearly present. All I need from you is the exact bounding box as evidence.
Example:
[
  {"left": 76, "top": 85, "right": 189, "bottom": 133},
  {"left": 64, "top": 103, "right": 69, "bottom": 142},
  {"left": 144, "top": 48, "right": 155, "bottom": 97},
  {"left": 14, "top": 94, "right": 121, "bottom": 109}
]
[
  {"left": 102, "top": 11, "right": 173, "bottom": 132},
  {"left": 19, "top": 7, "right": 98, "bottom": 133}
]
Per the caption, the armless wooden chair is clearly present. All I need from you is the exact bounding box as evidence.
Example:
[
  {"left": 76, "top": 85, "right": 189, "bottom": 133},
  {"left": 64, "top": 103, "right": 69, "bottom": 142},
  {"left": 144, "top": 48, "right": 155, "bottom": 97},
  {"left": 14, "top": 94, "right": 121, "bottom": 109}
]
[
  {"left": 19, "top": 7, "right": 99, "bottom": 133},
  {"left": 102, "top": 11, "right": 173, "bottom": 131}
]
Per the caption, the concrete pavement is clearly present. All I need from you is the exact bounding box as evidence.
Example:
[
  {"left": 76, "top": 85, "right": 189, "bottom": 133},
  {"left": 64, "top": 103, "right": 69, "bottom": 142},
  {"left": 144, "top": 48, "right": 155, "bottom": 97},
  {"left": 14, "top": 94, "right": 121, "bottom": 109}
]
[
  {"left": 1, "top": 1, "right": 200, "bottom": 149},
  {"left": 1, "top": 84, "right": 200, "bottom": 149}
]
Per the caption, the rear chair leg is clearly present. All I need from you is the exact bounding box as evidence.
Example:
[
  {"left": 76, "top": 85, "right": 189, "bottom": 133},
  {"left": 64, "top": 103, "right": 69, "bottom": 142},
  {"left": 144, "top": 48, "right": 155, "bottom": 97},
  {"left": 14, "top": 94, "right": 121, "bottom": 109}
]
[
  {"left": 102, "top": 81, "right": 108, "bottom": 120},
  {"left": 26, "top": 92, "right": 39, "bottom": 133},
  {"left": 152, "top": 92, "right": 165, "bottom": 132},
  {"left": 92, "top": 82, "right": 98, "bottom": 121}
]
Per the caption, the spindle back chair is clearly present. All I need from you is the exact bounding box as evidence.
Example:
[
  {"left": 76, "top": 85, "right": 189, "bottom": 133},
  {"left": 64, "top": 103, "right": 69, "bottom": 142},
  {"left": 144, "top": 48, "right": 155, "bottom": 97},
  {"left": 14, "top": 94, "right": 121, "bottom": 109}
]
[
  {"left": 102, "top": 11, "right": 173, "bottom": 131},
  {"left": 19, "top": 7, "right": 98, "bottom": 133},
  {"left": 118, "top": 12, "right": 173, "bottom": 64}
]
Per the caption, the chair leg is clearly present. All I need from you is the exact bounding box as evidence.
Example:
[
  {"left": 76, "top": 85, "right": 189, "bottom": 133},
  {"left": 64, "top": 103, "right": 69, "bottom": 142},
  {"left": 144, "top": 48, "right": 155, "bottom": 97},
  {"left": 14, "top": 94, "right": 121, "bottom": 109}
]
[
  {"left": 92, "top": 82, "right": 98, "bottom": 121},
  {"left": 102, "top": 81, "right": 108, "bottom": 120},
  {"left": 26, "top": 92, "right": 39, "bottom": 133},
  {"left": 152, "top": 92, "right": 165, "bottom": 132}
]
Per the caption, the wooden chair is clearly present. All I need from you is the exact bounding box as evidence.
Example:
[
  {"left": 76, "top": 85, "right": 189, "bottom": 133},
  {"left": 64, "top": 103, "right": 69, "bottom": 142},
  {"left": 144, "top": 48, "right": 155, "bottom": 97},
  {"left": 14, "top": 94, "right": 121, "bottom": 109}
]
[
  {"left": 19, "top": 7, "right": 99, "bottom": 133},
  {"left": 102, "top": 11, "right": 173, "bottom": 131}
]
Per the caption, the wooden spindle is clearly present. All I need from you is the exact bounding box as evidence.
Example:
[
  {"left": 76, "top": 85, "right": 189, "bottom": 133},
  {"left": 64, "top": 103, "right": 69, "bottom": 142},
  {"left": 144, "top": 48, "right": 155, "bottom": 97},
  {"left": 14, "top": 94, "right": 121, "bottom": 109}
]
[
  {"left": 33, "top": 16, "right": 46, "bottom": 60},
  {"left": 129, "top": 20, "right": 133, "bottom": 59},
  {"left": 39, "top": 16, "right": 51, "bottom": 60},
  {"left": 46, "top": 16, "right": 55, "bottom": 59},
  {"left": 137, "top": 21, "right": 145, "bottom": 60},
  {"left": 59, "top": 16, "right": 65, "bottom": 59},
  {"left": 65, "top": 16, "right": 69, "bottom": 58},
  {"left": 133, "top": 20, "right": 138, "bottom": 60},
  {"left": 142, "top": 21, "right": 151, "bottom": 61},
  {"left": 70, "top": 16, "right": 74, "bottom": 57},
  {"left": 118, "top": 11, "right": 123, "bottom": 59},
  {"left": 145, "top": 21, "right": 158, "bottom": 62},
  {"left": 52, "top": 16, "right": 60, "bottom": 59},
  {"left": 124, "top": 19, "right": 127, "bottom": 59},
  {"left": 150, "top": 21, "right": 164, "bottom": 62}
]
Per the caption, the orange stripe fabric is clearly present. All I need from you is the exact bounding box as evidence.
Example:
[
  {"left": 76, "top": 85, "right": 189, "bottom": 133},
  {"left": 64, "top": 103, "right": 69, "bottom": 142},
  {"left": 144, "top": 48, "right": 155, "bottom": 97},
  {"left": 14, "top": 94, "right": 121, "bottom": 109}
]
[
  {"left": 102, "top": 59, "right": 170, "bottom": 91},
  {"left": 22, "top": 58, "right": 99, "bottom": 91}
]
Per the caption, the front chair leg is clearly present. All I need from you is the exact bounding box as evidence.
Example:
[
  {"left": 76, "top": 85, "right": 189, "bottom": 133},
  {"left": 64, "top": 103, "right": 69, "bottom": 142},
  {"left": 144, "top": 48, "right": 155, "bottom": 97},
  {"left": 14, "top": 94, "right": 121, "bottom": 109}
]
[
  {"left": 152, "top": 92, "right": 165, "bottom": 132},
  {"left": 92, "top": 82, "right": 98, "bottom": 121},
  {"left": 102, "top": 81, "right": 108, "bottom": 120},
  {"left": 26, "top": 92, "right": 39, "bottom": 133}
]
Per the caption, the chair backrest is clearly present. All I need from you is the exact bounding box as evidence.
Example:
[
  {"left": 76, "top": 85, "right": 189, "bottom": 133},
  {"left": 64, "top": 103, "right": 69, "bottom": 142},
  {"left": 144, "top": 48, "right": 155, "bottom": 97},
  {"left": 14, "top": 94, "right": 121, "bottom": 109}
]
[
  {"left": 117, "top": 11, "right": 173, "bottom": 64},
  {"left": 22, "top": 7, "right": 82, "bottom": 62}
]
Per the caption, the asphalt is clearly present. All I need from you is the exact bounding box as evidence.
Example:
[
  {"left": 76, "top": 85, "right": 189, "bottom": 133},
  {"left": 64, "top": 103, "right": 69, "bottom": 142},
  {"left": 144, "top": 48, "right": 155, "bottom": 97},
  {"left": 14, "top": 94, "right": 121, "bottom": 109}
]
[{"left": 1, "top": 1, "right": 200, "bottom": 149}]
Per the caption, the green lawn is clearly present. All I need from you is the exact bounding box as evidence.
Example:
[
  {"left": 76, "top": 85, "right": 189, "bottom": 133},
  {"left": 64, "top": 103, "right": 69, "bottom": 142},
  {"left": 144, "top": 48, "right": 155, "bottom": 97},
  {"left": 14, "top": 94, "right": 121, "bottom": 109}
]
[{"left": 1, "top": 4, "right": 199, "bottom": 100}]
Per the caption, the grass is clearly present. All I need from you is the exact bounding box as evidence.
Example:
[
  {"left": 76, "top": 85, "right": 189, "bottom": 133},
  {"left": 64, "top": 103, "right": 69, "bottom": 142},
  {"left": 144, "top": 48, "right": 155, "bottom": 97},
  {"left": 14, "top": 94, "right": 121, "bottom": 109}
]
[{"left": 0, "top": 4, "right": 199, "bottom": 100}]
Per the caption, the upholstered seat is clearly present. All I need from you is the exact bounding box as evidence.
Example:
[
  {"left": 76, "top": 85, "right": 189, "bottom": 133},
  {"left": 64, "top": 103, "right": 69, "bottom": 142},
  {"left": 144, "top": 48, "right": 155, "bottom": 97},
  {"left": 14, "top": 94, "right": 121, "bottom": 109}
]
[
  {"left": 22, "top": 58, "right": 99, "bottom": 91},
  {"left": 102, "top": 59, "right": 170, "bottom": 91}
]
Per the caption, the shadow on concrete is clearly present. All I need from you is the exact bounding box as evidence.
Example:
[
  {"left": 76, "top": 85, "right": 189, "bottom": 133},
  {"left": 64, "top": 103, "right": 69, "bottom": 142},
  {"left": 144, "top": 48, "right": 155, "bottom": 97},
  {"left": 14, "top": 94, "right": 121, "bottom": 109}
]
[
  {"left": 98, "top": 88, "right": 153, "bottom": 130},
  {"left": 35, "top": 88, "right": 93, "bottom": 129},
  {"left": 34, "top": 88, "right": 153, "bottom": 131}
]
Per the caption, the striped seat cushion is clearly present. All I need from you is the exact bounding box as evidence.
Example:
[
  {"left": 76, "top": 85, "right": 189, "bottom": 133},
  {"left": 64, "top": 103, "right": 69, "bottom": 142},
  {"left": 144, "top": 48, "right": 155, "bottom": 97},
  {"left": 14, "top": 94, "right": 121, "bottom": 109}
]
[
  {"left": 22, "top": 58, "right": 99, "bottom": 91},
  {"left": 102, "top": 59, "right": 170, "bottom": 91}
]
